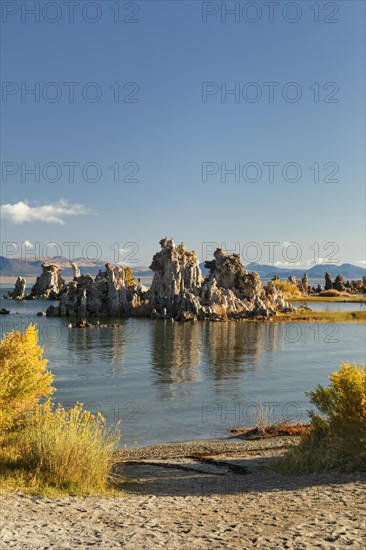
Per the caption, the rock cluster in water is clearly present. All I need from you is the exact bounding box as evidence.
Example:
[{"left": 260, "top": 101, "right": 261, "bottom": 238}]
[
  {"left": 320, "top": 272, "right": 365, "bottom": 294},
  {"left": 46, "top": 262, "right": 150, "bottom": 318},
  {"left": 3, "top": 263, "right": 66, "bottom": 301},
  {"left": 44, "top": 238, "right": 294, "bottom": 320},
  {"left": 281, "top": 271, "right": 365, "bottom": 295}
]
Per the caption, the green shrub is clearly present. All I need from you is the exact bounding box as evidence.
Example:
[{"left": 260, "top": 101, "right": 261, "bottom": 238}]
[{"left": 282, "top": 363, "right": 366, "bottom": 472}]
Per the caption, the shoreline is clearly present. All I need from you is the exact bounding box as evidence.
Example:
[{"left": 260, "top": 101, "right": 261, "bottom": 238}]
[
  {"left": 1, "top": 435, "right": 365, "bottom": 548},
  {"left": 114, "top": 435, "right": 301, "bottom": 461},
  {"left": 62, "top": 311, "right": 366, "bottom": 325}
]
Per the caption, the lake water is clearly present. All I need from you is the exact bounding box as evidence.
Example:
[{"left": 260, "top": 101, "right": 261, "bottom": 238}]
[{"left": 1, "top": 288, "right": 365, "bottom": 447}]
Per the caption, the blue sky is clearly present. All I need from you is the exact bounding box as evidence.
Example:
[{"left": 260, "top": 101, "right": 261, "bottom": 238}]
[{"left": 1, "top": 0, "right": 365, "bottom": 268}]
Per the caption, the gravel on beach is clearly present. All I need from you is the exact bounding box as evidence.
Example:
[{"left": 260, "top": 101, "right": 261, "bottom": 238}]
[{"left": 1, "top": 438, "right": 365, "bottom": 549}]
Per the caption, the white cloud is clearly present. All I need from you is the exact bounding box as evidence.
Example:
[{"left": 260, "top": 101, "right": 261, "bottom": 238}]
[
  {"left": 355, "top": 260, "right": 366, "bottom": 266},
  {"left": 0, "top": 199, "right": 94, "bottom": 225},
  {"left": 304, "top": 257, "right": 328, "bottom": 266},
  {"left": 274, "top": 260, "right": 302, "bottom": 267},
  {"left": 23, "top": 240, "right": 34, "bottom": 249}
]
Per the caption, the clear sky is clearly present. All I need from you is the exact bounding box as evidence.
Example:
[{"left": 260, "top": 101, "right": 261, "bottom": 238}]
[{"left": 1, "top": 0, "right": 365, "bottom": 268}]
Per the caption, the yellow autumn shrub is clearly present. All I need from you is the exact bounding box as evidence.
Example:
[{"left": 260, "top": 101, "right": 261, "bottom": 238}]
[
  {"left": 0, "top": 324, "right": 54, "bottom": 433},
  {"left": 0, "top": 325, "right": 121, "bottom": 494},
  {"left": 282, "top": 363, "right": 366, "bottom": 472},
  {"left": 311, "top": 362, "right": 366, "bottom": 424},
  {"left": 272, "top": 279, "right": 303, "bottom": 299},
  {"left": 122, "top": 266, "right": 136, "bottom": 287}
]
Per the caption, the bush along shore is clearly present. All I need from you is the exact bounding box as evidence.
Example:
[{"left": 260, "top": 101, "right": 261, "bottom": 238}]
[
  {"left": 280, "top": 363, "right": 366, "bottom": 473},
  {"left": 0, "top": 325, "right": 120, "bottom": 496}
]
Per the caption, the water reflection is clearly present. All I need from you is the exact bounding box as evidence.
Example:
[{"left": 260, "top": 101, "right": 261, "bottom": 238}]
[
  {"left": 67, "top": 324, "right": 126, "bottom": 378},
  {"left": 150, "top": 321, "right": 202, "bottom": 386},
  {"left": 202, "top": 322, "right": 283, "bottom": 380}
]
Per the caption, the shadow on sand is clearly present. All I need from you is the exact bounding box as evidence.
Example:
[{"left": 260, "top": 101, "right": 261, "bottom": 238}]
[{"left": 115, "top": 455, "right": 366, "bottom": 498}]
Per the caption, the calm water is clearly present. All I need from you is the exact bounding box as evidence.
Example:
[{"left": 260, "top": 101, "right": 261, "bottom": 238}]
[{"left": 1, "top": 289, "right": 365, "bottom": 447}]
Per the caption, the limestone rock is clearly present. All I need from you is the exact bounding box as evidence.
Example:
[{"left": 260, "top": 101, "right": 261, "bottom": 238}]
[
  {"left": 47, "top": 263, "right": 141, "bottom": 318},
  {"left": 301, "top": 273, "right": 309, "bottom": 294},
  {"left": 325, "top": 272, "right": 332, "bottom": 291},
  {"left": 30, "top": 263, "right": 65, "bottom": 299},
  {"left": 71, "top": 262, "right": 81, "bottom": 279},
  {"left": 345, "top": 277, "right": 366, "bottom": 294},
  {"left": 148, "top": 238, "right": 204, "bottom": 319},
  {"left": 333, "top": 274, "right": 346, "bottom": 292},
  {"left": 4, "top": 277, "right": 26, "bottom": 300}
]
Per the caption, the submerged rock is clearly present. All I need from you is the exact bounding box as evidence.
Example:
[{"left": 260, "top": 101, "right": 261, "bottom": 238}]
[{"left": 70, "top": 320, "right": 124, "bottom": 328}]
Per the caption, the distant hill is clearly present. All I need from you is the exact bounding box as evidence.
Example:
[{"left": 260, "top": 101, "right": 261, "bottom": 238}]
[
  {"left": 0, "top": 256, "right": 152, "bottom": 280},
  {"left": 1, "top": 255, "right": 364, "bottom": 283},
  {"left": 245, "top": 262, "right": 365, "bottom": 281},
  {"left": 199, "top": 262, "right": 365, "bottom": 281}
]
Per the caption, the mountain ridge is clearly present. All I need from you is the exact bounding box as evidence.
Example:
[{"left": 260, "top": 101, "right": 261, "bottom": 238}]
[{"left": 0, "top": 256, "right": 364, "bottom": 281}]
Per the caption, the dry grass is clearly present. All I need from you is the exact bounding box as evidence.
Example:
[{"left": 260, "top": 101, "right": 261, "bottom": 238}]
[
  {"left": 13, "top": 402, "right": 121, "bottom": 495},
  {"left": 0, "top": 441, "right": 123, "bottom": 497},
  {"left": 274, "top": 310, "right": 366, "bottom": 323},
  {"left": 319, "top": 290, "right": 351, "bottom": 297},
  {"left": 231, "top": 403, "right": 310, "bottom": 439},
  {"left": 272, "top": 280, "right": 304, "bottom": 299},
  {"left": 290, "top": 295, "right": 366, "bottom": 303},
  {"left": 231, "top": 423, "right": 310, "bottom": 439}
]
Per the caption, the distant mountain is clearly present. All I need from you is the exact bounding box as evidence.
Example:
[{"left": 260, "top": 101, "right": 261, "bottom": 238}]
[
  {"left": 0, "top": 256, "right": 153, "bottom": 280},
  {"left": 1, "top": 255, "right": 364, "bottom": 283},
  {"left": 306, "top": 263, "right": 366, "bottom": 280},
  {"left": 0, "top": 256, "right": 43, "bottom": 277},
  {"left": 199, "top": 262, "right": 365, "bottom": 281}
]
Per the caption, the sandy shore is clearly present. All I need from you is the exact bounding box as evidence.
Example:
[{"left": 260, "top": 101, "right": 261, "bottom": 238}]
[{"left": 1, "top": 438, "right": 365, "bottom": 549}]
